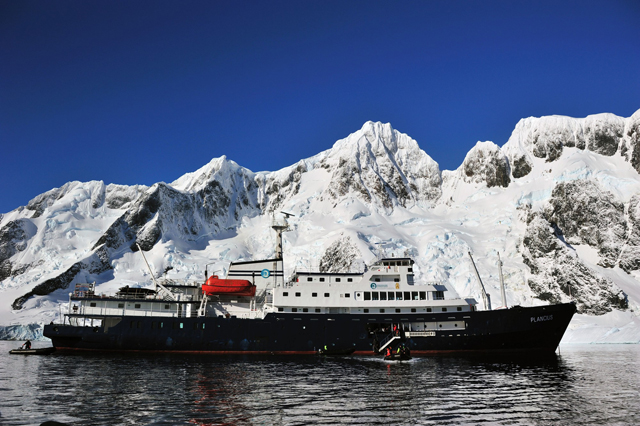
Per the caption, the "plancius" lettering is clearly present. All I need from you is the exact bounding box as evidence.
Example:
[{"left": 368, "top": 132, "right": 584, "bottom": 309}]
[{"left": 531, "top": 314, "right": 553, "bottom": 323}]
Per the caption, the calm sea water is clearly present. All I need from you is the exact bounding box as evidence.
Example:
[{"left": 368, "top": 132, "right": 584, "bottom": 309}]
[{"left": 0, "top": 341, "right": 638, "bottom": 426}]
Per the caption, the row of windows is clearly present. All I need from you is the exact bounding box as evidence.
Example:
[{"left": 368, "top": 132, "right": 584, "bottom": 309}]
[
  {"left": 276, "top": 306, "right": 464, "bottom": 313},
  {"left": 90, "top": 302, "right": 172, "bottom": 310},
  {"left": 281, "top": 290, "right": 445, "bottom": 301},
  {"left": 361, "top": 291, "right": 429, "bottom": 301},
  {"left": 382, "top": 260, "right": 411, "bottom": 266},
  {"left": 362, "top": 307, "right": 462, "bottom": 313},
  {"left": 303, "top": 277, "right": 354, "bottom": 282},
  {"left": 283, "top": 292, "right": 345, "bottom": 298}
]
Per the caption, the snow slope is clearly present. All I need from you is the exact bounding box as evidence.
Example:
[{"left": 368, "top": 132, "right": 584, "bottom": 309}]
[{"left": 1, "top": 110, "right": 640, "bottom": 343}]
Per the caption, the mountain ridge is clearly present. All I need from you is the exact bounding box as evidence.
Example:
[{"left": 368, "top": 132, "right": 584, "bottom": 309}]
[{"left": 1, "top": 109, "right": 640, "bottom": 342}]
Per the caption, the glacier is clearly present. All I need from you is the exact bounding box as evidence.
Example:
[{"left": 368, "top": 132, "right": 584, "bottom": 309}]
[{"left": 1, "top": 110, "right": 640, "bottom": 344}]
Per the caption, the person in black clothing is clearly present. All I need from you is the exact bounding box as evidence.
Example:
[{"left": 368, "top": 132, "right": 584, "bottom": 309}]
[{"left": 22, "top": 339, "right": 31, "bottom": 350}]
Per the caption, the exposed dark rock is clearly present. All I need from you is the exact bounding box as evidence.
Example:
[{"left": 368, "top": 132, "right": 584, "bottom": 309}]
[
  {"left": 585, "top": 121, "right": 623, "bottom": 156},
  {"left": 522, "top": 213, "right": 627, "bottom": 315},
  {"left": 11, "top": 249, "right": 112, "bottom": 310},
  {"left": 318, "top": 236, "right": 362, "bottom": 273},
  {"left": 628, "top": 113, "right": 640, "bottom": 174},
  {"left": 531, "top": 133, "right": 565, "bottom": 162},
  {"left": 511, "top": 154, "right": 532, "bottom": 179},
  {"left": 105, "top": 184, "right": 145, "bottom": 209},
  {"left": 619, "top": 195, "right": 640, "bottom": 273},
  {"left": 91, "top": 181, "right": 106, "bottom": 208},
  {"left": 0, "top": 219, "right": 35, "bottom": 281},
  {"left": 462, "top": 143, "right": 511, "bottom": 188},
  {"left": 546, "top": 181, "right": 626, "bottom": 268},
  {"left": 92, "top": 215, "right": 135, "bottom": 251}
]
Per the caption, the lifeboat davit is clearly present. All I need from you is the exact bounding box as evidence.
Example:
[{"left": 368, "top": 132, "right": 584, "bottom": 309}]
[{"left": 202, "top": 276, "right": 256, "bottom": 297}]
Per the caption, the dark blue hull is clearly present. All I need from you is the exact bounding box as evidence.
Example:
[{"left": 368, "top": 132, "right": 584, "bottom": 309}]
[{"left": 43, "top": 303, "right": 576, "bottom": 355}]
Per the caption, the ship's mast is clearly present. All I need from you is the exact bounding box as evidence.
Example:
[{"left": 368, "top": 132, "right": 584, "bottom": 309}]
[
  {"left": 468, "top": 251, "right": 491, "bottom": 311},
  {"left": 272, "top": 212, "right": 293, "bottom": 287},
  {"left": 498, "top": 252, "right": 508, "bottom": 309},
  {"left": 272, "top": 212, "right": 293, "bottom": 259}
]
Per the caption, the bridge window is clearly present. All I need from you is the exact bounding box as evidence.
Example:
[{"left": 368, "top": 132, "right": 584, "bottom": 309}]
[
  {"left": 388, "top": 292, "right": 395, "bottom": 300},
  {"left": 380, "top": 292, "right": 387, "bottom": 301},
  {"left": 395, "top": 278, "right": 400, "bottom": 282},
  {"left": 433, "top": 291, "right": 444, "bottom": 300},
  {"left": 372, "top": 292, "right": 379, "bottom": 301},
  {"left": 419, "top": 292, "right": 426, "bottom": 300},
  {"left": 412, "top": 292, "right": 418, "bottom": 300},
  {"left": 364, "top": 292, "right": 371, "bottom": 301},
  {"left": 404, "top": 292, "right": 410, "bottom": 301},
  {"left": 402, "top": 261, "right": 409, "bottom": 266},
  {"left": 375, "top": 278, "right": 380, "bottom": 282},
  {"left": 396, "top": 292, "right": 403, "bottom": 301}
]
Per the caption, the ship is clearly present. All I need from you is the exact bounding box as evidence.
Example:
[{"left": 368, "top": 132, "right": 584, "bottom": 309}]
[{"left": 43, "top": 216, "right": 577, "bottom": 355}]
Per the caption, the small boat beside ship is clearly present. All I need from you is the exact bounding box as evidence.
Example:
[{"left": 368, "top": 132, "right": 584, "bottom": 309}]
[
  {"left": 9, "top": 347, "right": 56, "bottom": 355},
  {"left": 43, "top": 216, "right": 577, "bottom": 356}
]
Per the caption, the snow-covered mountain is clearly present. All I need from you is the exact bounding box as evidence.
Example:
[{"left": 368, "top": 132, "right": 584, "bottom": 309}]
[{"left": 2, "top": 111, "right": 640, "bottom": 343}]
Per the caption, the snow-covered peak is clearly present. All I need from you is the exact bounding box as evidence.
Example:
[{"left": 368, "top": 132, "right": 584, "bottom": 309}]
[
  {"left": 332, "top": 121, "right": 420, "bottom": 158},
  {"left": 503, "top": 111, "right": 628, "bottom": 166},
  {"left": 317, "top": 121, "right": 441, "bottom": 210},
  {"left": 170, "top": 155, "right": 254, "bottom": 193}
]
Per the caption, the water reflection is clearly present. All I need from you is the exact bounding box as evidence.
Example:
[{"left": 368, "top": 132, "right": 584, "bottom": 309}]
[{"left": 0, "top": 344, "right": 638, "bottom": 426}]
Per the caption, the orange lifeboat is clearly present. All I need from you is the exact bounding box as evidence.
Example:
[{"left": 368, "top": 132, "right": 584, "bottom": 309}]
[{"left": 202, "top": 275, "right": 256, "bottom": 297}]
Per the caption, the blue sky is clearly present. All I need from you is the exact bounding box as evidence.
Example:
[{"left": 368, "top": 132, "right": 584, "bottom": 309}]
[{"left": 1, "top": 0, "right": 639, "bottom": 214}]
